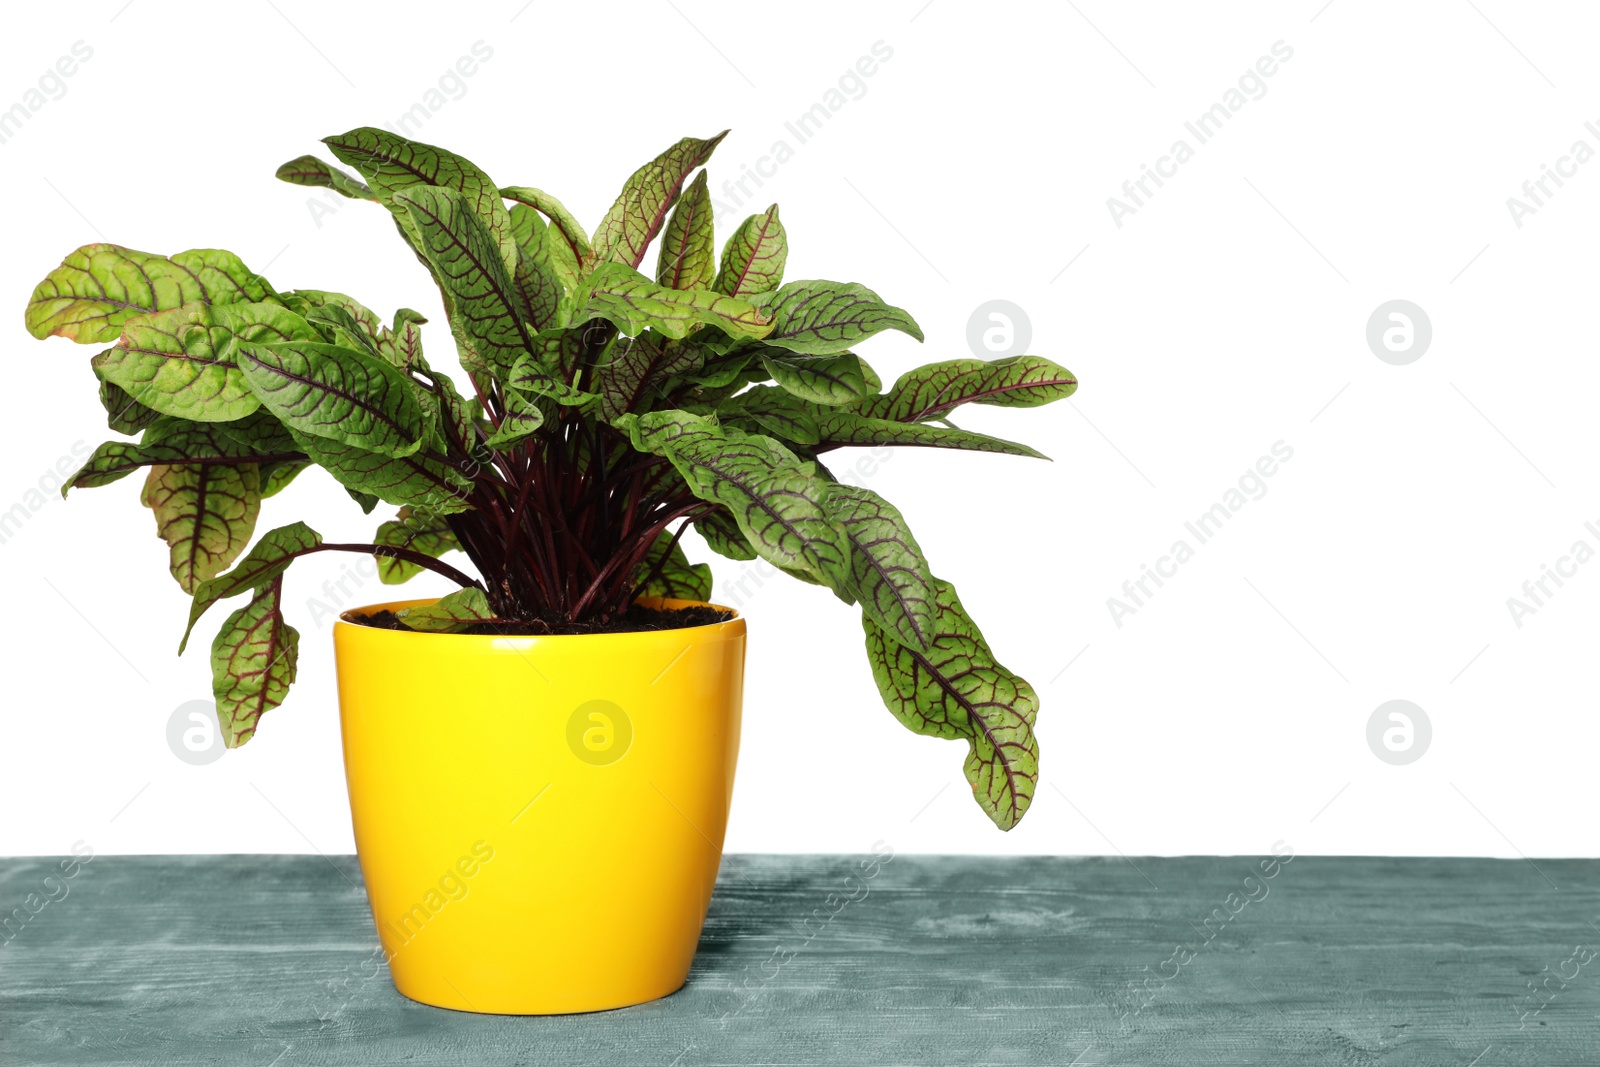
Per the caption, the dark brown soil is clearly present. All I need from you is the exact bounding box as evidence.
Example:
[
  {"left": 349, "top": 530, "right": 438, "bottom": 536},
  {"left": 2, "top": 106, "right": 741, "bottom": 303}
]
[{"left": 347, "top": 603, "right": 734, "bottom": 636}]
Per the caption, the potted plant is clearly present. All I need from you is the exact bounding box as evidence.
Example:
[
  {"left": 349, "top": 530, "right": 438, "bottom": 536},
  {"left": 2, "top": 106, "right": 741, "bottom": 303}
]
[{"left": 25, "top": 127, "right": 1077, "bottom": 1014}]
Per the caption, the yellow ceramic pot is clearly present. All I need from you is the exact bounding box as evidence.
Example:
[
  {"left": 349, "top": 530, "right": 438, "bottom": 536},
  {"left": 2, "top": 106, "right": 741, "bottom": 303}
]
[{"left": 332, "top": 597, "right": 745, "bottom": 1015}]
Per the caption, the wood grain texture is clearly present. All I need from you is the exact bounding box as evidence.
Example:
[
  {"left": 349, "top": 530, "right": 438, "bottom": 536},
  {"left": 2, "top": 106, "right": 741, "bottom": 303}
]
[{"left": 2, "top": 854, "right": 1597, "bottom": 1065}]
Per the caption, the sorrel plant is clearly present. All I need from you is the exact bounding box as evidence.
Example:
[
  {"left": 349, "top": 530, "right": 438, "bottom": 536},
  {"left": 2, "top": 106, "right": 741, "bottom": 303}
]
[{"left": 25, "top": 128, "right": 1076, "bottom": 828}]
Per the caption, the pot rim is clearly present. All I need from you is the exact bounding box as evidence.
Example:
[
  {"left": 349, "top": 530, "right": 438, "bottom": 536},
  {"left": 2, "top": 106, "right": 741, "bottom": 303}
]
[{"left": 334, "top": 596, "right": 743, "bottom": 640}]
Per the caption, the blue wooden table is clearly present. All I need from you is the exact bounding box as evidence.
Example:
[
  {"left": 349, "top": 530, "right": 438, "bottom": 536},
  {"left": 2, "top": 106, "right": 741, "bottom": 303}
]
[{"left": 2, "top": 854, "right": 1596, "bottom": 1065}]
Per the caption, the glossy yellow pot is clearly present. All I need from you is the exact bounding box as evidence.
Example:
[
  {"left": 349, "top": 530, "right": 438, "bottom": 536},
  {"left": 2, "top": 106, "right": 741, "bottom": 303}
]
[{"left": 332, "top": 597, "right": 745, "bottom": 1015}]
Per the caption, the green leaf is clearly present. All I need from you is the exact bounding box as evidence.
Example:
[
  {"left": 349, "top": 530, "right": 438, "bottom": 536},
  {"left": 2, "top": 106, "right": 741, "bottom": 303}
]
[
  {"left": 181, "top": 521, "right": 322, "bottom": 653},
  {"left": 482, "top": 390, "right": 545, "bottom": 450},
  {"left": 383, "top": 308, "right": 428, "bottom": 370},
  {"left": 594, "top": 333, "right": 705, "bottom": 420},
  {"left": 592, "top": 131, "right": 727, "bottom": 269},
  {"left": 323, "top": 128, "right": 517, "bottom": 271},
  {"left": 64, "top": 423, "right": 281, "bottom": 495},
  {"left": 720, "top": 385, "right": 820, "bottom": 445},
  {"left": 274, "top": 155, "right": 374, "bottom": 200},
  {"left": 94, "top": 308, "right": 256, "bottom": 423},
  {"left": 281, "top": 290, "right": 391, "bottom": 358},
  {"left": 812, "top": 410, "right": 1047, "bottom": 458},
  {"left": 853, "top": 356, "right": 1078, "bottom": 422},
  {"left": 509, "top": 232, "right": 568, "bottom": 333},
  {"left": 505, "top": 353, "right": 596, "bottom": 408},
  {"left": 259, "top": 460, "right": 307, "bottom": 497},
  {"left": 141, "top": 461, "right": 261, "bottom": 594},
  {"left": 281, "top": 289, "right": 387, "bottom": 335},
  {"left": 98, "top": 376, "right": 158, "bottom": 435},
  {"left": 393, "top": 185, "right": 538, "bottom": 380},
  {"left": 395, "top": 306, "right": 429, "bottom": 330},
  {"left": 755, "top": 280, "right": 923, "bottom": 355},
  {"left": 306, "top": 307, "right": 381, "bottom": 358},
  {"left": 695, "top": 507, "right": 757, "bottom": 561},
  {"left": 655, "top": 171, "right": 716, "bottom": 291},
  {"left": 288, "top": 431, "right": 475, "bottom": 513},
  {"left": 214, "top": 409, "right": 300, "bottom": 455},
  {"left": 94, "top": 300, "right": 319, "bottom": 424},
  {"left": 208, "top": 299, "right": 323, "bottom": 344},
  {"left": 685, "top": 350, "right": 755, "bottom": 390},
  {"left": 211, "top": 577, "right": 299, "bottom": 748},
  {"left": 713, "top": 204, "right": 787, "bottom": 297},
  {"left": 825, "top": 483, "right": 935, "bottom": 652},
  {"left": 726, "top": 382, "right": 825, "bottom": 444},
  {"left": 374, "top": 507, "right": 461, "bottom": 584},
  {"left": 574, "top": 262, "right": 773, "bottom": 342},
  {"left": 632, "top": 530, "right": 713, "bottom": 602},
  {"left": 721, "top": 388, "right": 1040, "bottom": 456},
  {"left": 528, "top": 319, "right": 618, "bottom": 383},
  {"left": 616, "top": 411, "right": 849, "bottom": 586},
  {"left": 396, "top": 587, "right": 495, "bottom": 632},
  {"left": 508, "top": 203, "right": 583, "bottom": 298},
  {"left": 426, "top": 372, "right": 485, "bottom": 455},
  {"left": 236, "top": 340, "right": 427, "bottom": 459},
  {"left": 26, "top": 244, "right": 277, "bottom": 344},
  {"left": 501, "top": 186, "right": 593, "bottom": 267},
  {"left": 761, "top": 351, "right": 875, "bottom": 406},
  {"left": 862, "top": 578, "right": 1039, "bottom": 830}
]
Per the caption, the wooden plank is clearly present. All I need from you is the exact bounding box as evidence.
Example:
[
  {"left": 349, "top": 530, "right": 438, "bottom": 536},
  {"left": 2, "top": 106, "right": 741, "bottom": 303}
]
[{"left": 1, "top": 855, "right": 1596, "bottom": 1065}]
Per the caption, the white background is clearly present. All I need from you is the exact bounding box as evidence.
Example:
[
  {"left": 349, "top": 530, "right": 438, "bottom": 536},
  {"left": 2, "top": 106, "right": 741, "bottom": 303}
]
[{"left": 2, "top": 0, "right": 1595, "bottom": 860}]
